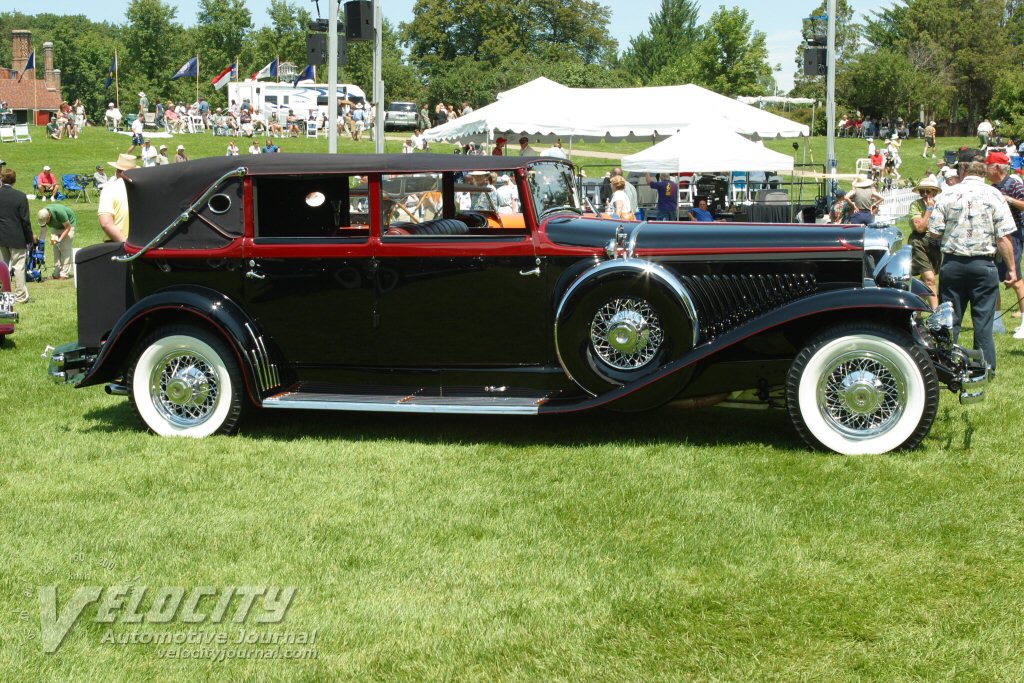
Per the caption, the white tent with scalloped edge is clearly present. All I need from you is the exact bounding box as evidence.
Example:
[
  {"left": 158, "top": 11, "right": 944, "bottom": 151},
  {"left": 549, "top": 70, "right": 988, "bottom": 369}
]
[
  {"left": 424, "top": 77, "right": 809, "bottom": 143},
  {"left": 621, "top": 123, "right": 795, "bottom": 174}
]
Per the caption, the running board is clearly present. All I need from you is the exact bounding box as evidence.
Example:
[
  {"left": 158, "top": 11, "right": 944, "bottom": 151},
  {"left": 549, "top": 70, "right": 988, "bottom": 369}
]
[{"left": 262, "top": 388, "right": 553, "bottom": 415}]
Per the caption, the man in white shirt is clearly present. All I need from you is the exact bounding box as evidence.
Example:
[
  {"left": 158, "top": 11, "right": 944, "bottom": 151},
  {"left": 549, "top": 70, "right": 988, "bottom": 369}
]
[
  {"left": 105, "top": 103, "right": 122, "bottom": 131},
  {"left": 541, "top": 140, "right": 568, "bottom": 159},
  {"left": 518, "top": 136, "right": 538, "bottom": 156},
  {"left": 140, "top": 140, "right": 158, "bottom": 167}
]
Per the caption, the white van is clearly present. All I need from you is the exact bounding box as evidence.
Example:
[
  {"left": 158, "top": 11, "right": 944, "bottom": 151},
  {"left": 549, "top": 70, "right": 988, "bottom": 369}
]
[{"left": 226, "top": 82, "right": 367, "bottom": 123}]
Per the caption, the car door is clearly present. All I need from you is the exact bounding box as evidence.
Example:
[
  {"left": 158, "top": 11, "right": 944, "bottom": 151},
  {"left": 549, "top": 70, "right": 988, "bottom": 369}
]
[
  {"left": 372, "top": 171, "right": 549, "bottom": 367},
  {"left": 242, "top": 174, "right": 377, "bottom": 372}
]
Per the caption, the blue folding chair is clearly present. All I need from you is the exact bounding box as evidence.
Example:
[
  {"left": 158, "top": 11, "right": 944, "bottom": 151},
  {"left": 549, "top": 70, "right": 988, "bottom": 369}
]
[{"left": 62, "top": 173, "right": 90, "bottom": 203}]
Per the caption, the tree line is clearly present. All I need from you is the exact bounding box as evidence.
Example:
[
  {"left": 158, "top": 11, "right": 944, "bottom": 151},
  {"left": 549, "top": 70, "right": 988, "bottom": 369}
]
[{"left": 4, "top": 0, "right": 1012, "bottom": 135}]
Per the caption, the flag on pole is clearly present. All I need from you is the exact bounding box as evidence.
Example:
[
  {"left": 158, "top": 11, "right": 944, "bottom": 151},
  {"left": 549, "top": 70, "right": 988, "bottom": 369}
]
[
  {"left": 171, "top": 56, "right": 198, "bottom": 80},
  {"left": 17, "top": 50, "right": 34, "bottom": 83},
  {"left": 104, "top": 54, "right": 117, "bottom": 89},
  {"left": 212, "top": 63, "right": 235, "bottom": 90},
  {"left": 251, "top": 58, "right": 278, "bottom": 81},
  {"left": 292, "top": 64, "right": 315, "bottom": 87}
]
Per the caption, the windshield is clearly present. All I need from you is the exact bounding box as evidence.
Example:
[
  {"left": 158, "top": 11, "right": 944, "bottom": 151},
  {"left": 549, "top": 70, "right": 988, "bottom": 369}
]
[
  {"left": 389, "top": 103, "right": 416, "bottom": 112},
  {"left": 528, "top": 162, "right": 579, "bottom": 219}
]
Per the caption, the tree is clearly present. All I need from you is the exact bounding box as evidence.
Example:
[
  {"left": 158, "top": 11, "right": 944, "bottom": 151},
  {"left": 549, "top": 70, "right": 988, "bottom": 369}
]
[
  {"left": 620, "top": 0, "right": 700, "bottom": 85},
  {"left": 123, "top": 0, "right": 181, "bottom": 88},
  {"left": 401, "top": 0, "right": 617, "bottom": 81},
  {"left": 196, "top": 0, "right": 253, "bottom": 70},
  {"left": 244, "top": 0, "right": 310, "bottom": 73},
  {"left": 686, "top": 6, "right": 772, "bottom": 97}
]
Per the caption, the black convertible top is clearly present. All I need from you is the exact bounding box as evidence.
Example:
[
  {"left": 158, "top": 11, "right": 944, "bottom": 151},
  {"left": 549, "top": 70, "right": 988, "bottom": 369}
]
[{"left": 124, "top": 154, "right": 569, "bottom": 248}]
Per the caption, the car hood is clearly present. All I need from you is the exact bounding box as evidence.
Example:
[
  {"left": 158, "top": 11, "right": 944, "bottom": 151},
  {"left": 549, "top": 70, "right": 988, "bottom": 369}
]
[{"left": 544, "top": 216, "right": 866, "bottom": 253}]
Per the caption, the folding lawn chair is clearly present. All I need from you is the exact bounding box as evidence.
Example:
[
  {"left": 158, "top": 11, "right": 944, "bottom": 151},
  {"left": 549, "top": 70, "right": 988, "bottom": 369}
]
[
  {"left": 14, "top": 124, "right": 31, "bottom": 142},
  {"left": 0, "top": 126, "right": 14, "bottom": 143},
  {"left": 62, "top": 174, "right": 91, "bottom": 203}
]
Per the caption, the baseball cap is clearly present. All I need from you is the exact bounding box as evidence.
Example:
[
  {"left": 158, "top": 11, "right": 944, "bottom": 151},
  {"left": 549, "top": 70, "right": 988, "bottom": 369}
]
[
  {"left": 43, "top": 165, "right": 50, "bottom": 171},
  {"left": 985, "top": 150, "right": 1010, "bottom": 165},
  {"left": 942, "top": 167, "right": 959, "bottom": 179},
  {"left": 177, "top": 145, "right": 185, "bottom": 150}
]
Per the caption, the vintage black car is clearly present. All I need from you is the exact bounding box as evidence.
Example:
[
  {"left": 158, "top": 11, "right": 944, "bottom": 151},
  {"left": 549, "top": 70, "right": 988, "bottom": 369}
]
[
  {"left": 48, "top": 154, "right": 986, "bottom": 454},
  {"left": 0, "top": 259, "right": 17, "bottom": 338}
]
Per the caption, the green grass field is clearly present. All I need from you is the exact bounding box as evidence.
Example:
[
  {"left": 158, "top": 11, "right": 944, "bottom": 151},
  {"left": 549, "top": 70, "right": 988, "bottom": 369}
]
[{"left": 3, "top": 126, "right": 1024, "bottom": 681}]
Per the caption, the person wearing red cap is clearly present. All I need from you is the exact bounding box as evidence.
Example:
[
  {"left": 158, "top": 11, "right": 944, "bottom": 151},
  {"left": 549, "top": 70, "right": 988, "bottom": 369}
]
[
  {"left": 491, "top": 137, "right": 506, "bottom": 156},
  {"left": 986, "top": 150, "right": 1024, "bottom": 333}
]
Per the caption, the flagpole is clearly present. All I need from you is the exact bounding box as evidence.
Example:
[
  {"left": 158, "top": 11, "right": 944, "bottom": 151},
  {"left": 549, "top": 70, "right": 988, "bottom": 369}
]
[
  {"left": 195, "top": 52, "right": 200, "bottom": 103},
  {"left": 114, "top": 47, "right": 120, "bottom": 111}
]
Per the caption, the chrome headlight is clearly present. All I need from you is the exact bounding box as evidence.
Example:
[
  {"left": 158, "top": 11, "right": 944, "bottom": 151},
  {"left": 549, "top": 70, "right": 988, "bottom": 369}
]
[{"left": 874, "top": 245, "right": 912, "bottom": 291}]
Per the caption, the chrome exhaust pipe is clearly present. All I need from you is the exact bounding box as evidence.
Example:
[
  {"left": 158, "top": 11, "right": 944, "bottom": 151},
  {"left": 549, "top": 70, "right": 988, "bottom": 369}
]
[{"left": 104, "top": 383, "right": 128, "bottom": 396}]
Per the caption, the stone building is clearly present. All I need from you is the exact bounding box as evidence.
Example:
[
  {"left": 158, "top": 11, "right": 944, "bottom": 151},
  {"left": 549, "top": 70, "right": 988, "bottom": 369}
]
[{"left": 0, "top": 30, "right": 63, "bottom": 124}]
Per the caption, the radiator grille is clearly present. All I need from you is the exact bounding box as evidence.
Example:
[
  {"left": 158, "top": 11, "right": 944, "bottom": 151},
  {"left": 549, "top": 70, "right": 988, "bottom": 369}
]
[{"left": 678, "top": 273, "right": 818, "bottom": 340}]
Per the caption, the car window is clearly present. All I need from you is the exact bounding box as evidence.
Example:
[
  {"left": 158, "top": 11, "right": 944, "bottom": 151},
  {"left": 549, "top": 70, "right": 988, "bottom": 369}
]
[
  {"left": 528, "top": 162, "right": 580, "bottom": 220},
  {"left": 254, "top": 175, "right": 369, "bottom": 242},
  {"left": 380, "top": 171, "right": 528, "bottom": 239},
  {"left": 388, "top": 103, "right": 415, "bottom": 112}
]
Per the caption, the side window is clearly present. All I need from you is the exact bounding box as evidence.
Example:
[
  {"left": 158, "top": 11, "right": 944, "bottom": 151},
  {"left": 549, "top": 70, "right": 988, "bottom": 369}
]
[
  {"left": 381, "top": 171, "right": 528, "bottom": 238},
  {"left": 254, "top": 175, "right": 369, "bottom": 242}
]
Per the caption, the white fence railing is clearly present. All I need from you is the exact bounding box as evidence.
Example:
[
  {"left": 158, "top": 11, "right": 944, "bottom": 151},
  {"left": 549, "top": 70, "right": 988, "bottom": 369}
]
[{"left": 877, "top": 188, "right": 917, "bottom": 223}]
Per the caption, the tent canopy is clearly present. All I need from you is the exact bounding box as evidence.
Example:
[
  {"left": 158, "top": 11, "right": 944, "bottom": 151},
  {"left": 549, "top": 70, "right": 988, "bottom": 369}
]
[
  {"left": 424, "top": 77, "right": 809, "bottom": 143},
  {"left": 621, "top": 124, "right": 795, "bottom": 174}
]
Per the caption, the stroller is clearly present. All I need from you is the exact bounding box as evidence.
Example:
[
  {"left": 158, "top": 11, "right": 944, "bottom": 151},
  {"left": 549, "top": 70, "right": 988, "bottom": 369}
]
[{"left": 25, "top": 239, "right": 45, "bottom": 282}]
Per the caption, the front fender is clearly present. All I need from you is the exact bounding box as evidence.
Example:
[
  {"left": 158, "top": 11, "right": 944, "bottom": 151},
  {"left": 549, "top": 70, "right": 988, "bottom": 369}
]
[
  {"left": 76, "top": 286, "right": 280, "bottom": 403},
  {"left": 542, "top": 287, "right": 929, "bottom": 414}
]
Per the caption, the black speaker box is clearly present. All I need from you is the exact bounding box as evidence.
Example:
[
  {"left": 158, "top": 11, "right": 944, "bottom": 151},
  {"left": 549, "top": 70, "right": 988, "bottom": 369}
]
[{"left": 345, "top": 1, "right": 374, "bottom": 41}]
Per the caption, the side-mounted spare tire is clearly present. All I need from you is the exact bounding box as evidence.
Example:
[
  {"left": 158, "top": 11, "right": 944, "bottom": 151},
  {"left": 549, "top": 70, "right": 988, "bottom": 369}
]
[
  {"left": 786, "top": 321, "right": 939, "bottom": 455},
  {"left": 555, "top": 264, "right": 698, "bottom": 397}
]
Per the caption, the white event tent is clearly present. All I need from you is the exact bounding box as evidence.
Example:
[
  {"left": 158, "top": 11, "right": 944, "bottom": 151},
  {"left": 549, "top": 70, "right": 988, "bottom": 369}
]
[
  {"left": 424, "top": 77, "right": 809, "bottom": 144},
  {"left": 621, "top": 124, "right": 795, "bottom": 174}
]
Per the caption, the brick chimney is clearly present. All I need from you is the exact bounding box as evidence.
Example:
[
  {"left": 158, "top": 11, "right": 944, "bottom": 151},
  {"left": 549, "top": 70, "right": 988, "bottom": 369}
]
[
  {"left": 12, "top": 30, "right": 31, "bottom": 73},
  {"left": 43, "top": 41, "right": 55, "bottom": 90},
  {"left": 52, "top": 69, "right": 61, "bottom": 93}
]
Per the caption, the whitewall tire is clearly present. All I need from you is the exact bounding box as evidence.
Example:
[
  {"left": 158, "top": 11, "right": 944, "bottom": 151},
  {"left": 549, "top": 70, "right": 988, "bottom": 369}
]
[
  {"left": 786, "top": 323, "right": 938, "bottom": 455},
  {"left": 128, "top": 325, "right": 245, "bottom": 437}
]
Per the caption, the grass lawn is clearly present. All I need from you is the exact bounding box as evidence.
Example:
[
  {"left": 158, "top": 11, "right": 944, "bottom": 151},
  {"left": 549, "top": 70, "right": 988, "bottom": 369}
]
[{"left": 3, "top": 126, "right": 1024, "bottom": 681}]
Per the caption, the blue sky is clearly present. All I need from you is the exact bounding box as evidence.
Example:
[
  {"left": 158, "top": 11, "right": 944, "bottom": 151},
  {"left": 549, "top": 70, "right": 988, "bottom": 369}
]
[{"left": 54, "top": 1, "right": 882, "bottom": 92}]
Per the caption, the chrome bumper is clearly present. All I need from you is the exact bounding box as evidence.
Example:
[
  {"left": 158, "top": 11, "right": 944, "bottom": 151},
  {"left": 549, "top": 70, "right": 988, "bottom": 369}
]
[
  {"left": 46, "top": 341, "right": 96, "bottom": 385},
  {"left": 958, "top": 367, "right": 989, "bottom": 405},
  {"left": 0, "top": 292, "right": 16, "bottom": 325}
]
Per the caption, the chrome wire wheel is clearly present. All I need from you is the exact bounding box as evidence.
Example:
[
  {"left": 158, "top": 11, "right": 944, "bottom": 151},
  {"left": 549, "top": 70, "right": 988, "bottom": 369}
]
[
  {"left": 589, "top": 297, "right": 664, "bottom": 370},
  {"left": 787, "top": 325, "right": 937, "bottom": 455},
  {"left": 150, "top": 349, "right": 221, "bottom": 428},
  {"left": 817, "top": 350, "right": 906, "bottom": 440}
]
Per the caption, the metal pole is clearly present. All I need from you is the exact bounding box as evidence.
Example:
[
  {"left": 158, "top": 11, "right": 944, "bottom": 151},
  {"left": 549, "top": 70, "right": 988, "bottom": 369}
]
[
  {"left": 327, "top": 0, "right": 339, "bottom": 154},
  {"left": 826, "top": 0, "right": 837, "bottom": 199},
  {"left": 374, "top": 0, "right": 384, "bottom": 153}
]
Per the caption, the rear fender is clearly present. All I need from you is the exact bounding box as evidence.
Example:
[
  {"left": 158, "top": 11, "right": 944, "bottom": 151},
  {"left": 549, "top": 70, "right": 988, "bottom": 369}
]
[
  {"left": 542, "top": 287, "right": 929, "bottom": 414},
  {"left": 76, "top": 286, "right": 281, "bottom": 404}
]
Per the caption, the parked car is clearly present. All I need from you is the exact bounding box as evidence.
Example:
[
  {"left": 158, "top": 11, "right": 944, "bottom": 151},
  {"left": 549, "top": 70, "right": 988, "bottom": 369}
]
[
  {"left": 48, "top": 154, "right": 987, "bottom": 454},
  {"left": 0, "top": 259, "right": 17, "bottom": 338},
  {"left": 383, "top": 102, "right": 418, "bottom": 131}
]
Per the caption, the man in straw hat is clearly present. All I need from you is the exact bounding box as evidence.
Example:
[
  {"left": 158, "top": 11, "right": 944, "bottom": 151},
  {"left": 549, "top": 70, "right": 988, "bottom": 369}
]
[
  {"left": 928, "top": 161, "right": 1017, "bottom": 374},
  {"left": 840, "top": 175, "right": 883, "bottom": 225},
  {"left": 98, "top": 153, "right": 137, "bottom": 243},
  {"left": 908, "top": 176, "right": 943, "bottom": 308}
]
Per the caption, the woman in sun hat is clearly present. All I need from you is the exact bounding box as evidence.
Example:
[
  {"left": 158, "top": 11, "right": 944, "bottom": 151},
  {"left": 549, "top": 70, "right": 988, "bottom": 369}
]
[
  {"left": 842, "top": 175, "right": 884, "bottom": 225},
  {"left": 908, "top": 176, "right": 943, "bottom": 307}
]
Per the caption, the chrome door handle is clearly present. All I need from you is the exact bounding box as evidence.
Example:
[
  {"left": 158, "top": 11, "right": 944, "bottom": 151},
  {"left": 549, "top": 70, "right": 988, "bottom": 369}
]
[
  {"left": 245, "top": 269, "right": 266, "bottom": 280},
  {"left": 518, "top": 267, "right": 541, "bottom": 277}
]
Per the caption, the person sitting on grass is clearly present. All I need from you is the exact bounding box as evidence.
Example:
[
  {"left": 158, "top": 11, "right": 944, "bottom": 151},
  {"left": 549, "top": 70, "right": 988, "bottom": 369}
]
[
  {"left": 37, "top": 165, "right": 59, "bottom": 201},
  {"left": 46, "top": 118, "right": 61, "bottom": 140}
]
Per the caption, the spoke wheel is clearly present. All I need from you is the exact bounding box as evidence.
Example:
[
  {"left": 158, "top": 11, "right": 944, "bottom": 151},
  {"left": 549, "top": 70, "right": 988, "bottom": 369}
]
[
  {"left": 128, "top": 325, "right": 245, "bottom": 437},
  {"left": 787, "top": 323, "right": 938, "bottom": 455}
]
